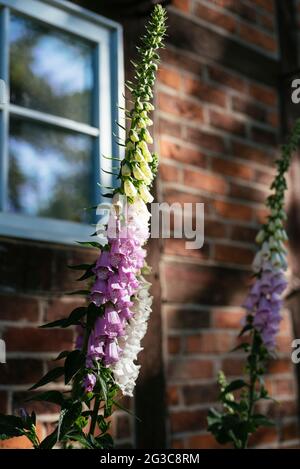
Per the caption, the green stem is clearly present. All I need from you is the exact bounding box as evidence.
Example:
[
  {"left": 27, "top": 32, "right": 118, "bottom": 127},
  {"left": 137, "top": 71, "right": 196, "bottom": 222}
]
[
  {"left": 242, "top": 331, "right": 258, "bottom": 449},
  {"left": 89, "top": 394, "right": 101, "bottom": 436}
]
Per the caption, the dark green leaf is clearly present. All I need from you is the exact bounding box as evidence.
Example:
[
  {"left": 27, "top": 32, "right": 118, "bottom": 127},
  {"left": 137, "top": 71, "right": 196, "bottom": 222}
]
[
  {"left": 252, "top": 414, "right": 275, "bottom": 427},
  {"left": 40, "top": 307, "right": 87, "bottom": 329},
  {"left": 29, "top": 367, "right": 64, "bottom": 390},
  {"left": 67, "top": 290, "right": 90, "bottom": 296},
  {"left": 38, "top": 429, "right": 58, "bottom": 449},
  {"left": 239, "top": 324, "right": 253, "bottom": 337},
  {"left": 0, "top": 414, "right": 25, "bottom": 440},
  {"left": 222, "top": 380, "right": 247, "bottom": 395},
  {"left": 64, "top": 350, "right": 84, "bottom": 385},
  {"left": 27, "top": 391, "right": 65, "bottom": 407},
  {"left": 68, "top": 264, "right": 92, "bottom": 271},
  {"left": 76, "top": 241, "right": 102, "bottom": 249},
  {"left": 54, "top": 351, "right": 71, "bottom": 361}
]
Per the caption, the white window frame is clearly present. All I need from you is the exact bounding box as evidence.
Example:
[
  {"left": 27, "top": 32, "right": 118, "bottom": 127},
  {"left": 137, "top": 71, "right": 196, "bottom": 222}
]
[{"left": 0, "top": 0, "right": 124, "bottom": 244}]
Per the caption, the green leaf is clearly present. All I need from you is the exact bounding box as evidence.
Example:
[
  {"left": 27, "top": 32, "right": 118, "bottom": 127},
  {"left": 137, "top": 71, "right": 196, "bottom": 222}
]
[
  {"left": 29, "top": 367, "right": 65, "bottom": 390},
  {"left": 27, "top": 391, "right": 65, "bottom": 407},
  {"left": 67, "top": 432, "right": 93, "bottom": 449},
  {"left": 239, "top": 324, "right": 253, "bottom": 337},
  {"left": 40, "top": 307, "right": 87, "bottom": 329},
  {"left": 57, "top": 402, "right": 82, "bottom": 441},
  {"left": 38, "top": 429, "right": 58, "bottom": 449},
  {"left": 252, "top": 414, "right": 275, "bottom": 427},
  {"left": 222, "top": 380, "right": 247, "bottom": 395},
  {"left": 207, "top": 408, "right": 222, "bottom": 427},
  {"left": 67, "top": 290, "right": 90, "bottom": 296},
  {"left": 64, "top": 350, "right": 84, "bottom": 385},
  {"left": 231, "top": 342, "right": 250, "bottom": 353},
  {"left": 76, "top": 241, "right": 102, "bottom": 249},
  {"left": 68, "top": 264, "right": 92, "bottom": 271},
  {"left": 0, "top": 414, "right": 25, "bottom": 439},
  {"left": 76, "top": 266, "right": 95, "bottom": 282},
  {"left": 54, "top": 350, "right": 71, "bottom": 361}
]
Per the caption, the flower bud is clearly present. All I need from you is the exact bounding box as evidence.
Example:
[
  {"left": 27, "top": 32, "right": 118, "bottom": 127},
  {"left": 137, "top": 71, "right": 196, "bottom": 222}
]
[
  {"left": 143, "top": 129, "right": 153, "bottom": 144},
  {"left": 144, "top": 102, "right": 155, "bottom": 112},
  {"left": 133, "top": 165, "right": 146, "bottom": 181},
  {"left": 134, "top": 148, "right": 145, "bottom": 162},
  {"left": 255, "top": 229, "right": 265, "bottom": 244},
  {"left": 139, "top": 183, "right": 154, "bottom": 203},
  {"left": 121, "top": 163, "right": 131, "bottom": 177},
  {"left": 124, "top": 180, "right": 137, "bottom": 198},
  {"left": 140, "top": 161, "right": 153, "bottom": 179},
  {"left": 130, "top": 130, "right": 139, "bottom": 142}
]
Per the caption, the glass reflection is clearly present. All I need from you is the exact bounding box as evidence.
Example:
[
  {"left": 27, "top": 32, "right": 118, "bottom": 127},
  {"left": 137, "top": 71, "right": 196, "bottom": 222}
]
[
  {"left": 8, "top": 119, "right": 92, "bottom": 223},
  {"left": 10, "top": 14, "right": 94, "bottom": 124}
]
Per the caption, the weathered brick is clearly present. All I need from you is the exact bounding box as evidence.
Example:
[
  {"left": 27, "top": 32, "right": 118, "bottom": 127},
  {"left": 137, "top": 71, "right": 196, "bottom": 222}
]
[
  {"left": 213, "top": 199, "right": 253, "bottom": 221},
  {"left": 170, "top": 408, "right": 208, "bottom": 433},
  {"left": 1, "top": 359, "right": 43, "bottom": 385},
  {"left": 159, "top": 163, "right": 181, "bottom": 182},
  {"left": 222, "top": 357, "right": 245, "bottom": 376},
  {"left": 208, "top": 65, "right": 247, "bottom": 93},
  {"left": 232, "top": 140, "right": 272, "bottom": 165},
  {"left": 187, "top": 433, "right": 226, "bottom": 449},
  {"left": 229, "top": 182, "right": 267, "bottom": 204},
  {"left": 252, "top": 0, "right": 275, "bottom": 14},
  {"left": 183, "top": 168, "right": 228, "bottom": 194},
  {"left": 166, "top": 306, "right": 210, "bottom": 329},
  {"left": 116, "top": 414, "right": 131, "bottom": 440},
  {"left": 239, "top": 22, "right": 276, "bottom": 53},
  {"left": 248, "top": 426, "right": 278, "bottom": 447},
  {"left": 214, "top": 243, "right": 254, "bottom": 265},
  {"left": 172, "top": 0, "right": 191, "bottom": 13},
  {"left": 167, "top": 385, "right": 180, "bottom": 406},
  {"left": 164, "top": 238, "right": 210, "bottom": 261},
  {"left": 232, "top": 95, "right": 268, "bottom": 124},
  {"left": 44, "top": 297, "right": 85, "bottom": 322},
  {"left": 4, "top": 327, "right": 73, "bottom": 353},
  {"left": 163, "top": 262, "right": 248, "bottom": 305},
  {"left": 194, "top": 3, "right": 237, "bottom": 33},
  {"left": 183, "top": 383, "right": 219, "bottom": 405},
  {"left": 160, "top": 138, "right": 207, "bottom": 168},
  {"left": 281, "top": 421, "right": 299, "bottom": 442},
  {"left": 158, "top": 117, "right": 183, "bottom": 138},
  {"left": 185, "top": 332, "right": 234, "bottom": 353},
  {"left": 168, "top": 336, "right": 181, "bottom": 354},
  {"left": 229, "top": 224, "right": 257, "bottom": 243},
  {"left": 184, "top": 77, "right": 227, "bottom": 107},
  {"left": 158, "top": 65, "right": 181, "bottom": 89},
  {"left": 209, "top": 110, "right": 246, "bottom": 136},
  {"left": 267, "top": 359, "right": 292, "bottom": 375},
  {"left": 186, "top": 128, "right": 226, "bottom": 153},
  {"left": 251, "top": 125, "right": 277, "bottom": 146},
  {"left": 205, "top": 219, "right": 228, "bottom": 238},
  {"left": 213, "top": 308, "right": 245, "bottom": 329},
  {"left": 211, "top": 157, "right": 254, "bottom": 180},
  {"left": 168, "top": 359, "right": 214, "bottom": 380},
  {"left": 160, "top": 48, "right": 204, "bottom": 77},
  {"left": 249, "top": 82, "right": 278, "bottom": 107},
  {"left": 158, "top": 92, "right": 204, "bottom": 122},
  {"left": 0, "top": 295, "right": 39, "bottom": 321}
]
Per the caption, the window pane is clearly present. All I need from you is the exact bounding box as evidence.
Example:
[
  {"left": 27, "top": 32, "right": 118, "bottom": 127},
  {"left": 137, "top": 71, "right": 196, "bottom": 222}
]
[
  {"left": 9, "top": 14, "right": 94, "bottom": 124},
  {"left": 8, "top": 119, "right": 93, "bottom": 223}
]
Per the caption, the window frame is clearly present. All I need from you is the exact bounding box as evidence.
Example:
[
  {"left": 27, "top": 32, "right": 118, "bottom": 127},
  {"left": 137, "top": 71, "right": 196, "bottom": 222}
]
[{"left": 0, "top": 0, "right": 124, "bottom": 245}]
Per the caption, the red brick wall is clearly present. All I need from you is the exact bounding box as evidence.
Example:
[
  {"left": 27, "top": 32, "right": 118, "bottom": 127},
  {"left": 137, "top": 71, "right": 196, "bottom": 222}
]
[
  {"left": 156, "top": 0, "right": 300, "bottom": 449},
  {"left": 0, "top": 0, "right": 299, "bottom": 450},
  {"left": 0, "top": 241, "right": 133, "bottom": 448}
]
